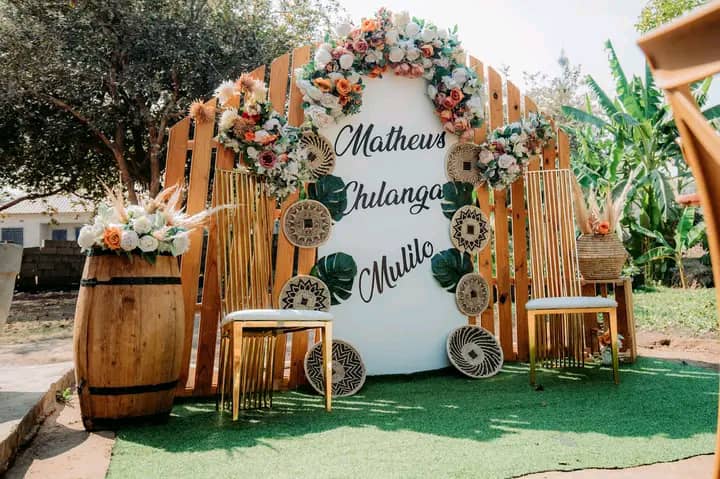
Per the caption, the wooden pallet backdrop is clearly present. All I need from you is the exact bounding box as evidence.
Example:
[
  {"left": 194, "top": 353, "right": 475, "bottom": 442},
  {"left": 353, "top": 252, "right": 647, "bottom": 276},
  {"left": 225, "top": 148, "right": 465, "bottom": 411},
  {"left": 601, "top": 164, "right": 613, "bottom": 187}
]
[{"left": 164, "top": 46, "right": 571, "bottom": 397}]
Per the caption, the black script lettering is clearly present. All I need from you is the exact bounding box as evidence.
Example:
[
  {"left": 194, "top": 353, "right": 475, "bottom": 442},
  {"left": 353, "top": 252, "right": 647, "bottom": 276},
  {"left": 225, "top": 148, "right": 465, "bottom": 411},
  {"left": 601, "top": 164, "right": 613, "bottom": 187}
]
[
  {"left": 359, "top": 238, "right": 434, "bottom": 303},
  {"left": 343, "top": 181, "right": 445, "bottom": 217},
  {"left": 334, "top": 123, "right": 446, "bottom": 158}
]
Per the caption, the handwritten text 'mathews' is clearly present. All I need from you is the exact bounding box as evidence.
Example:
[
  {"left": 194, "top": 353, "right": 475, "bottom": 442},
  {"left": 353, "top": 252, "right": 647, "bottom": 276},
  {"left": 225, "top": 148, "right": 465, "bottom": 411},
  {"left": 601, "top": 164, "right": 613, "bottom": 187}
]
[{"left": 334, "top": 123, "right": 446, "bottom": 158}]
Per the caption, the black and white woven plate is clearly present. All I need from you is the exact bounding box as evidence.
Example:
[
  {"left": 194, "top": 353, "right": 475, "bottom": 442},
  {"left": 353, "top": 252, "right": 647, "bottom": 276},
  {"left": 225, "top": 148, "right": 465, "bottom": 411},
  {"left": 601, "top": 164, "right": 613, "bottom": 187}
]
[
  {"left": 446, "top": 325, "right": 503, "bottom": 378},
  {"left": 304, "top": 340, "right": 366, "bottom": 397}
]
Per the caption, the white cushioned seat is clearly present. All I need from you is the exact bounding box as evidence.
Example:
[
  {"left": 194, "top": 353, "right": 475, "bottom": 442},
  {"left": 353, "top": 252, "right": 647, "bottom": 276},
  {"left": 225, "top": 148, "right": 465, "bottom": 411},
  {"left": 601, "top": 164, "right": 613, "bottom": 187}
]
[
  {"left": 223, "top": 309, "right": 333, "bottom": 326},
  {"left": 526, "top": 296, "right": 617, "bottom": 310}
]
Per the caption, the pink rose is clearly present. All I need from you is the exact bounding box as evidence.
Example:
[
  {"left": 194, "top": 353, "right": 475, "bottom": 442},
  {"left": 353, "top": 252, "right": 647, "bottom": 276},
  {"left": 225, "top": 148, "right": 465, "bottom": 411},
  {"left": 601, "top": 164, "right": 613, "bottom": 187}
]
[
  {"left": 257, "top": 150, "right": 277, "bottom": 168},
  {"left": 442, "top": 96, "right": 457, "bottom": 109},
  {"left": 410, "top": 64, "right": 424, "bottom": 78},
  {"left": 353, "top": 39, "right": 368, "bottom": 53}
]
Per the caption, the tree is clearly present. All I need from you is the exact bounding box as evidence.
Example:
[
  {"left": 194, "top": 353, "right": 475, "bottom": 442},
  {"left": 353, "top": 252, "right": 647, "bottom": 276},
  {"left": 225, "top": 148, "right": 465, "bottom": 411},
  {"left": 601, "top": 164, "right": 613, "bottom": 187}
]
[
  {"left": 636, "top": 0, "right": 707, "bottom": 34},
  {"left": 561, "top": 40, "right": 720, "bottom": 284},
  {"left": 0, "top": 0, "right": 342, "bottom": 207},
  {"left": 523, "top": 50, "right": 593, "bottom": 123}
]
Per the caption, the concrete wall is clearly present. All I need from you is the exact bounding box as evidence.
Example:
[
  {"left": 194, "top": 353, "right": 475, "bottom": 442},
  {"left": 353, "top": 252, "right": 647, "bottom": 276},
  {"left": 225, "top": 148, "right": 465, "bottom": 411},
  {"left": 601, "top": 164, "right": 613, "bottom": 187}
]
[{"left": 17, "top": 241, "right": 85, "bottom": 291}]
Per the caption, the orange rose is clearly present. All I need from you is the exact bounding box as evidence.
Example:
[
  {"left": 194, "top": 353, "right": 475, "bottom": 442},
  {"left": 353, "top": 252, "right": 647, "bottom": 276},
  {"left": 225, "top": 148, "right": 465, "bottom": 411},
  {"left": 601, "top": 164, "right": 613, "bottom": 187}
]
[
  {"left": 335, "top": 78, "right": 352, "bottom": 96},
  {"left": 420, "top": 44, "right": 434, "bottom": 57},
  {"left": 244, "top": 131, "right": 255, "bottom": 142},
  {"left": 258, "top": 134, "right": 278, "bottom": 146},
  {"left": 450, "top": 88, "right": 464, "bottom": 103},
  {"left": 352, "top": 84, "right": 363, "bottom": 93},
  {"left": 361, "top": 19, "right": 377, "bottom": 32},
  {"left": 439, "top": 109, "right": 453, "bottom": 122},
  {"left": 454, "top": 118, "right": 469, "bottom": 132},
  {"left": 339, "top": 95, "right": 350, "bottom": 106},
  {"left": 368, "top": 65, "right": 386, "bottom": 78},
  {"left": 442, "top": 96, "right": 457, "bottom": 109},
  {"left": 595, "top": 221, "right": 610, "bottom": 235},
  {"left": 103, "top": 227, "right": 122, "bottom": 251},
  {"left": 313, "top": 78, "right": 332, "bottom": 92}
]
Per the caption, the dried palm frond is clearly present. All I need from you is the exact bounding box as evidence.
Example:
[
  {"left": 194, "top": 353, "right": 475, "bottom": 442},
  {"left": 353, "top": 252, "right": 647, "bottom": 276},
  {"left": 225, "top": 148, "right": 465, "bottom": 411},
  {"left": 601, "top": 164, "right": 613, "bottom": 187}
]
[
  {"left": 571, "top": 177, "right": 593, "bottom": 234},
  {"left": 102, "top": 182, "right": 128, "bottom": 223}
]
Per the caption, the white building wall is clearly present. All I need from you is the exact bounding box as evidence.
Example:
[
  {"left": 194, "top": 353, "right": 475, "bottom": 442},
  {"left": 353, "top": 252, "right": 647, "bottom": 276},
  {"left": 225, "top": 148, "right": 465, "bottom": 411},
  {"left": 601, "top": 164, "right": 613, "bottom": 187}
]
[{"left": 0, "top": 212, "right": 92, "bottom": 247}]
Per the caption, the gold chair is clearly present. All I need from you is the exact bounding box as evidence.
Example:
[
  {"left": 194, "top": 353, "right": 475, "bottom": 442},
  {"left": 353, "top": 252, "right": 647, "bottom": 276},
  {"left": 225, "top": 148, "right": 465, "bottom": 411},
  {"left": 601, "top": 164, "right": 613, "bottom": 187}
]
[
  {"left": 638, "top": 5, "right": 720, "bottom": 475},
  {"left": 525, "top": 169, "right": 619, "bottom": 385},
  {"left": 214, "top": 169, "right": 333, "bottom": 420}
]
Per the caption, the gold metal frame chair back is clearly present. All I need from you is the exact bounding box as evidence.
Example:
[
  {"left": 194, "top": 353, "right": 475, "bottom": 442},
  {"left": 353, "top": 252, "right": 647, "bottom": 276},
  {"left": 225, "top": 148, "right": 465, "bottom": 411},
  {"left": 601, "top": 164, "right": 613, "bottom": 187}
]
[{"left": 638, "top": 3, "right": 720, "bottom": 475}]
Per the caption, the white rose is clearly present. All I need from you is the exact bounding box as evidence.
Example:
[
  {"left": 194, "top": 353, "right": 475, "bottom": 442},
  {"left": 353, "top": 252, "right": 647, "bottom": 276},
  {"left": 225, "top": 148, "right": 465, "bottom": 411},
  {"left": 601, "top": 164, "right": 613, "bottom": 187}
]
[
  {"left": 127, "top": 205, "right": 145, "bottom": 218},
  {"left": 385, "top": 29, "right": 399, "bottom": 45},
  {"left": 138, "top": 235, "right": 159, "bottom": 253},
  {"left": 306, "top": 85, "right": 324, "bottom": 101},
  {"left": 423, "top": 68, "right": 435, "bottom": 80},
  {"left": 171, "top": 233, "right": 190, "bottom": 256},
  {"left": 465, "top": 95, "right": 484, "bottom": 115},
  {"left": 498, "top": 154, "right": 516, "bottom": 169},
  {"left": 120, "top": 230, "right": 139, "bottom": 251},
  {"left": 427, "top": 84, "right": 437, "bottom": 99},
  {"left": 320, "top": 93, "right": 339, "bottom": 109},
  {"left": 339, "top": 53, "right": 354, "bottom": 70},
  {"left": 314, "top": 48, "right": 332, "bottom": 67},
  {"left": 388, "top": 46, "right": 404, "bottom": 63},
  {"left": 452, "top": 68, "right": 468, "bottom": 86},
  {"left": 328, "top": 72, "right": 343, "bottom": 82},
  {"left": 364, "top": 50, "right": 379, "bottom": 64},
  {"left": 513, "top": 142, "right": 528, "bottom": 157},
  {"left": 421, "top": 26, "right": 436, "bottom": 42},
  {"left": 263, "top": 118, "right": 281, "bottom": 131},
  {"left": 478, "top": 149, "right": 494, "bottom": 165},
  {"left": 307, "top": 105, "right": 334, "bottom": 129},
  {"left": 335, "top": 22, "right": 352, "bottom": 38},
  {"left": 435, "top": 56, "right": 450, "bottom": 68},
  {"left": 219, "top": 108, "right": 238, "bottom": 131},
  {"left": 405, "top": 47, "right": 420, "bottom": 61},
  {"left": 347, "top": 72, "right": 360, "bottom": 84},
  {"left": 405, "top": 22, "right": 420, "bottom": 38},
  {"left": 392, "top": 10, "right": 410, "bottom": 27},
  {"left": 77, "top": 226, "right": 97, "bottom": 250},
  {"left": 133, "top": 215, "right": 153, "bottom": 235},
  {"left": 437, "top": 29, "right": 448, "bottom": 40},
  {"left": 246, "top": 147, "right": 260, "bottom": 159},
  {"left": 422, "top": 57, "right": 433, "bottom": 69},
  {"left": 254, "top": 129, "right": 270, "bottom": 143},
  {"left": 214, "top": 80, "right": 236, "bottom": 106}
]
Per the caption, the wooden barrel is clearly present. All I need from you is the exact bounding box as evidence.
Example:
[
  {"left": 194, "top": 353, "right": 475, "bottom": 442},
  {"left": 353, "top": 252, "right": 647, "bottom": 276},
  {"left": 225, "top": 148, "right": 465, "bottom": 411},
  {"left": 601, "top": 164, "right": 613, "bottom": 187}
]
[{"left": 73, "top": 253, "right": 185, "bottom": 430}]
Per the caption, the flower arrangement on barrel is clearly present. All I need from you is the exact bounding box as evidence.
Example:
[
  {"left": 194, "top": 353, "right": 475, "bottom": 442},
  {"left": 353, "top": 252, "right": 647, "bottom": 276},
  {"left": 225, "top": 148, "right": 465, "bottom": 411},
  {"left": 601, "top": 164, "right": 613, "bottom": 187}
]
[{"left": 76, "top": 186, "right": 211, "bottom": 263}]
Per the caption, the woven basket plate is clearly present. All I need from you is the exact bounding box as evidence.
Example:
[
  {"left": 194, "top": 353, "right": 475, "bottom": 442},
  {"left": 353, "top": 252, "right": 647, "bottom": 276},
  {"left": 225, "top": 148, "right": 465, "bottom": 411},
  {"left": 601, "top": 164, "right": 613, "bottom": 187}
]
[
  {"left": 282, "top": 199, "right": 333, "bottom": 248},
  {"left": 446, "top": 325, "right": 503, "bottom": 378},
  {"left": 301, "top": 131, "right": 336, "bottom": 178},
  {"left": 279, "top": 275, "right": 331, "bottom": 312},
  {"left": 455, "top": 273, "right": 490, "bottom": 316},
  {"left": 445, "top": 142, "right": 482, "bottom": 185},
  {"left": 450, "top": 205, "right": 490, "bottom": 254},
  {"left": 304, "top": 340, "right": 366, "bottom": 397}
]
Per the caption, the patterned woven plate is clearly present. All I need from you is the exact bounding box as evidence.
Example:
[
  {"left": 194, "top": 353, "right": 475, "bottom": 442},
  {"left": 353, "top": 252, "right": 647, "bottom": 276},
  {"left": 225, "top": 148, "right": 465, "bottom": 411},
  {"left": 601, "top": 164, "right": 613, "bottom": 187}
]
[
  {"left": 450, "top": 205, "right": 490, "bottom": 254},
  {"left": 279, "top": 275, "right": 331, "bottom": 312},
  {"left": 282, "top": 199, "right": 333, "bottom": 248},
  {"left": 455, "top": 272, "right": 490, "bottom": 316},
  {"left": 445, "top": 142, "right": 481, "bottom": 185},
  {"left": 301, "top": 131, "right": 336, "bottom": 178},
  {"left": 446, "top": 325, "right": 503, "bottom": 378},
  {"left": 304, "top": 340, "right": 366, "bottom": 397}
]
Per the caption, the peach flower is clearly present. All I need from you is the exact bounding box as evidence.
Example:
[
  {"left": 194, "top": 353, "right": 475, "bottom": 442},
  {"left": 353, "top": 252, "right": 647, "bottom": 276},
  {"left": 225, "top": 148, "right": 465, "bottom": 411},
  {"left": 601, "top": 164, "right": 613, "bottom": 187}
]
[
  {"left": 103, "top": 227, "right": 122, "bottom": 250},
  {"left": 313, "top": 78, "right": 333, "bottom": 92},
  {"left": 335, "top": 78, "right": 352, "bottom": 96},
  {"left": 361, "top": 19, "right": 377, "bottom": 32}
]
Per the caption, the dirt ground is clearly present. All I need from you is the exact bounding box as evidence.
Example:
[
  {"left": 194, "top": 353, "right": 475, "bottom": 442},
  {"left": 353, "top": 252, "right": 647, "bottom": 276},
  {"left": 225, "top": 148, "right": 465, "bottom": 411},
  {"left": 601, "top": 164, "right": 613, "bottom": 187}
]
[{"left": 2, "top": 291, "right": 720, "bottom": 478}]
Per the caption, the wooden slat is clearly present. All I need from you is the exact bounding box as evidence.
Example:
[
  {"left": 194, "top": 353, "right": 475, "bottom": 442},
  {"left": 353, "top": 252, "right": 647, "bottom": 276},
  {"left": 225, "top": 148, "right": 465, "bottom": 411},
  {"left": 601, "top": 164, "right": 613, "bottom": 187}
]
[
  {"left": 524, "top": 98, "right": 540, "bottom": 172},
  {"left": 269, "top": 53, "right": 290, "bottom": 112},
  {"left": 470, "top": 57, "right": 494, "bottom": 332},
  {"left": 558, "top": 129, "right": 571, "bottom": 169},
  {"left": 488, "top": 67, "right": 513, "bottom": 358},
  {"left": 177, "top": 98, "right": 217, "bottom": 392},
  {"left": 287, "top": 45, "right": 313, "bottom": 388},
  {"left": 165, "top": 117, "right": 190, "bottom": 189},
  {"left": 508, "top": 81, "right": 529, "bottom": 361}
]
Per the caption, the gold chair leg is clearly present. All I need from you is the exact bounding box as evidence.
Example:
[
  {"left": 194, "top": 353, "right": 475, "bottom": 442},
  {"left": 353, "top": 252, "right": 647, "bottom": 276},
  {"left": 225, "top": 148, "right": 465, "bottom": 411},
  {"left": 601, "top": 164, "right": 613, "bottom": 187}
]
[
  {"left": 528, "top": 312, "right": 537, "bottom": 385},
  {"left": 322, "top": 323, "right": 333, "bottom": 412},
  {"left": 217, "top": 331, "right": 229, "bottom": 412},
  {"left": 609, "top": 308, "right": 620, "bottom": 385},
  {"left": 232, "top": 322, "right": 244, "bottom": 421}
]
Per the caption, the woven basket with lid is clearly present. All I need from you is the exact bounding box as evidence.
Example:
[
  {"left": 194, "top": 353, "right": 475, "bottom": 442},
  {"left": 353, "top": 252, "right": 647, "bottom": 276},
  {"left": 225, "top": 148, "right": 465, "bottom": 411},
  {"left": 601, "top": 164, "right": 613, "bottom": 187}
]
[{"left": 577, "top": 234, "right": 628, "bottom": 280}]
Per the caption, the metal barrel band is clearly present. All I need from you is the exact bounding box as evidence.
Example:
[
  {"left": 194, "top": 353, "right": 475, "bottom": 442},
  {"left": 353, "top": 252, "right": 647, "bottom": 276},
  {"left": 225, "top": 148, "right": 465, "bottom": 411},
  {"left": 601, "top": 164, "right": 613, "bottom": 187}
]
[
  {"left": 87, "top": 380, "right": 179, "bottom": 396},
  {"left": 80, "top": 277, "right": 182, "bottom": 287}
]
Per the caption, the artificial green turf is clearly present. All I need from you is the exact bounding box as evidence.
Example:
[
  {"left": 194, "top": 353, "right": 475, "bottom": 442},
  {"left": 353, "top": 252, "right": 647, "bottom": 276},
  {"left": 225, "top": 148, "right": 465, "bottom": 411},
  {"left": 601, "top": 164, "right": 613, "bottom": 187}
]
[{"left": 108, "top": 358, "right": 717, "bottom": 479}]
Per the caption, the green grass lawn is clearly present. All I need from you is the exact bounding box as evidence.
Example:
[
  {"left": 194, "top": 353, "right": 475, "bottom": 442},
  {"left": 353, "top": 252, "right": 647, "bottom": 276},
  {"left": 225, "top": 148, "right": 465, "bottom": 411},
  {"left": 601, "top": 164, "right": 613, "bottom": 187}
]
[
  {"left": 108, "top": 358, "right": 717, "bottom": 479},
  {"left": 634, "top": 286, "right": 717, "bottom": 335}
]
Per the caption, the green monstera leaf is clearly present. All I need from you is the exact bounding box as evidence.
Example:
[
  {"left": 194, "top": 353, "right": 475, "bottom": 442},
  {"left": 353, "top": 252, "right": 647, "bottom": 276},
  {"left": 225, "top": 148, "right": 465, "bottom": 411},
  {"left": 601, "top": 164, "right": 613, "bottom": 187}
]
[
  {"left": 311, "top": 252, "right": 358, "bottom": 305},
  {"left": 441, "top": 182, "right": 474, "bottom": 219},
  {"left": 308, "top": 175, "right": 347, "bottom": 221},
  {"left": 431, "top": 248, "right": 473, "bottom": 293}
]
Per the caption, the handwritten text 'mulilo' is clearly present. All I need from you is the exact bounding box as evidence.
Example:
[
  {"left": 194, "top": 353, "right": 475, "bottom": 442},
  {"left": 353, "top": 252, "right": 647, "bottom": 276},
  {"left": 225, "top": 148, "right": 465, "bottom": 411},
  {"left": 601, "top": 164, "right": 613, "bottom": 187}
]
[{"left": 334, "top": 123, "right": 446, "bottom": 158}]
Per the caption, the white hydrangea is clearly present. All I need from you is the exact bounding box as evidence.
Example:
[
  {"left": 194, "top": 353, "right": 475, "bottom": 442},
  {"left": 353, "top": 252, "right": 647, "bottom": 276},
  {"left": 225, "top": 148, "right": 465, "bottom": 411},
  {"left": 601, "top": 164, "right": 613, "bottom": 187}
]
[
  {"left": 120, "top": 230, "right": 139, "bottom": 251},
  {"left": 138, "top": 235, "right": 159, "bottom": 253},
  {"left": 77, "top": 225, "right": 97, "bottom": 250}
]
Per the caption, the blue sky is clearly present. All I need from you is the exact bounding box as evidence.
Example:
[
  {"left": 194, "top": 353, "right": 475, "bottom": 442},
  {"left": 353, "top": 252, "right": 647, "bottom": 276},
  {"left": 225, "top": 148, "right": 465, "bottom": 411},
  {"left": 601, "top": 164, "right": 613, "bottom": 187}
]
[{"left": 336, "top": 1, "right": 650, "bottom": 93}]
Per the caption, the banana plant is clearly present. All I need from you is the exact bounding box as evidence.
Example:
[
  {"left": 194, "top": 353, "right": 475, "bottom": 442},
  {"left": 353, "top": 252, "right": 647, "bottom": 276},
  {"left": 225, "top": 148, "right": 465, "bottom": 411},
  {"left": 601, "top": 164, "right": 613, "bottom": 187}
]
[
  {"left": 633, "top": 207, "right": 706, "bottom": 288},
  {"left": 561, "top": 40, "right": 720, "bottom": 283}
]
